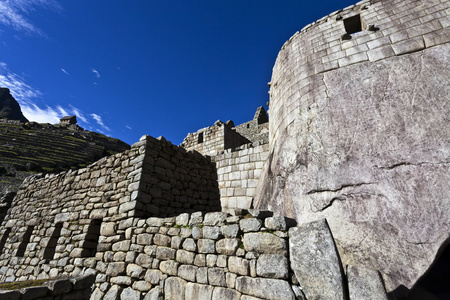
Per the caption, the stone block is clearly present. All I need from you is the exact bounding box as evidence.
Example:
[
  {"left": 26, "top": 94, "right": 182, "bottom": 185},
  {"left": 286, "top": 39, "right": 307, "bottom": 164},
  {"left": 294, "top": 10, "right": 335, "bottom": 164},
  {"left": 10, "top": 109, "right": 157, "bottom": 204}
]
[
  {"left": 243, "top": 232, "right": 287, "bottom": 255},
  {"left": 221, "top": 224, "right": 240, "bottom": 238},
  {"left": 120, "top": 287, "right": 141, "bottom": 300},
  {"left": 176, "top": 213, "right": 190, "bottom": 226},
  {"left": 197, "top": 267, "right": 209, "bottom": 284},
  {"left": 145, "top": 269, "right": 163, "bottom": 285},
  {"left": 347, "top": 265, "right": 388, "bottom": 300},
  {"left": 178, "top": 265, "right": 198, "bottom": 282},
  {"left": 132, "top": 280, "right": 152, "bottom": 292},
  {"left": 189, "top": 212, "right": 204, "bottom": 226},
  {"left": 392, "top": 37, "right": 425, "bottom": 55},
  {"left": 212, "top": 287, "right": 242, "bottom": 300},
  {"left": 127, "top": 264, "right": 145, "bottom": 279},
  {"left": 216, "top": 238, "right": 240, "bottom": 256},
  {"left": 106, "top": 262, "right": 126, "bottom": 276},
  {"left": 104, "top": 285, "right": 121, "bottom": 300},
  {"left": 135, "top": 253, "right": 153, "bottom": 268},
  {"left": 239, "top": 218, "right": 262, "bottom": 232},
  {"left": 256, "top": 254, "right": 288, "bottom": 279},
  {"left": 182, "top": 238, "right": 197, "bottom": 251},
  {"left": 144, "top": 287, "right": 162, "bottom": 300},
  {"left": 235, "top": 276, "right": 294, "bottom": 300},
  {"left": 164, "top": 277, "right": 187, "bottom": 300},
  {"left": 155, "top": 246, "right": 176, "bottom": 260},
  {"left": 112, "top": 240, "right": 131, "bottom": 252},
  {"left": 367, "top": 45, "right": 395, "bottom": 62},
  {"left": 185, "top": 283, "right": 214, "bottom": 300},
  {"left": 137, "top": 233, "right": 153, "bottom": 245},
  {"left": 229, "top": 256, "right": 249, "bottom": 276},
  {"left": 204, "top": 212, "right": 228, "bottom": 226},
  {"left": 289, "top": 220, "right": 345, "bottom": 300},
  {"left": 153, "top": 234, "right": 171, "bottom": 246},
  {"left": 159, "top": 260, "right": 179, "bottom": 276},
  {"left": 208, "top": 268, "right": 227, "bottom": 287},
  {"left": 203, "top": 226, "right": 222, "bottom": 240},
  {"left": 198, "top": 239, "right": 216, "bottom": 254},
  {"left": 177, "top": 249, "right": 195, "bottom": 264}
]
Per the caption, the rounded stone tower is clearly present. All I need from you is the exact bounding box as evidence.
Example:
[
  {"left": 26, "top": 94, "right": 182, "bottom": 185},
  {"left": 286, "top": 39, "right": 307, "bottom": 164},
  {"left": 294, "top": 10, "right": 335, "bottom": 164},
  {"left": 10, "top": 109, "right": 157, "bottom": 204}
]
[{"left": 255, "top": 0, "right": 450, "bottom": 295}]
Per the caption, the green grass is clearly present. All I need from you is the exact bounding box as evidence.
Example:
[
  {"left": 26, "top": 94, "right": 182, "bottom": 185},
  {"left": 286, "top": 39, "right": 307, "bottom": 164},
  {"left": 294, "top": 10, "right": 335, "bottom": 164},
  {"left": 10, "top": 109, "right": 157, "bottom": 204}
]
[{"left": 0, "top": 278, "right": 50, "bottom": 290}]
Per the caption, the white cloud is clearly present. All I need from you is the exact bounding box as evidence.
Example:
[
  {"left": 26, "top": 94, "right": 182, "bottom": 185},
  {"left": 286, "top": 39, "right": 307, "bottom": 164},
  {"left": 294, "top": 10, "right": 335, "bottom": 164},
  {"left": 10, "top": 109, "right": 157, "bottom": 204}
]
[
  {"left": 91, "top": 68, "right": 101, "bottom": 78},
  {"left": 0, "top": 62, "right": 114, "bottom": 135},
  {"left": 0, "top": 62, "right": 41, "bottom": 101},
  {"left": 70, "top": 105, "right": 88, "bottom": 123},
  {"left": 21, "top": 103, "right": 60, "bottom": 124},
  {"left": 126, "top": 125, "right": 132, "bottom": 130},
  {"left": 90, "top": 113, "right": 110, "bottom": 131},
  {"left": 0, "top": 0, "right": 61, "bottom": 35},
  {"left": 61, "top": 68, "right": 69, "bottom": 75}
]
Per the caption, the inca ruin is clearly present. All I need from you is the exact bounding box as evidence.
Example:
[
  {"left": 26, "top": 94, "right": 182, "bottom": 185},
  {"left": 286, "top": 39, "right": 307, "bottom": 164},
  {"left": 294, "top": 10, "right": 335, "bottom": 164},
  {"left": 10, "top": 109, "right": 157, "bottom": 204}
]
[{"left": 0, "top": 0, "right": 449, "bottom": 299}]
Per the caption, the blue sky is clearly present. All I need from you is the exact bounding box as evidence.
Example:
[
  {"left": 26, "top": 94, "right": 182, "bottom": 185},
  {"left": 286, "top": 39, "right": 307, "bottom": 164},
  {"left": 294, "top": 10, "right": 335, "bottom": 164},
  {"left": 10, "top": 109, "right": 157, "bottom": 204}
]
[{"left": 0, "top": 0, "right": 356, "bottom": 145}]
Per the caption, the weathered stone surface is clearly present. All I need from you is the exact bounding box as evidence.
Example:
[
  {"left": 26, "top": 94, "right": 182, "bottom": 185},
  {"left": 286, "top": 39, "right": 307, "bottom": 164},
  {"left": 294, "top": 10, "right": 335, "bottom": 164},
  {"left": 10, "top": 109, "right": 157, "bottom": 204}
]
[
  {"left": 178, "top": 265, "right": 198, "bottom": 282},
  {"left": 203, "top": 212, "right": 227, "bottom": 226},
  {"left": 347, "top": 265, "right": 388, "bottom": 300},
  {"left": 120, "top": 287, "right": 141, "bottom": 300},
  {"left": 104, "top": 285, "right": 121, "bottom": 300},
  {"left": 212, "top": 287, "right": 241, "bottom": 299},
  {"left": 216, "top": 238, "right": 239, "bottom": 256},
  {"left": 256, "top": 254, "right": 288, "bottom": 279},
  {"left": 208, "top": 267, "right": 226, "bottom": 287},
  {"left": 235, "top": 276, "right": 295, "bottom": 300},
  {"left": 185, "top": 282, "right": 214, "bottom": 300},
  {"left": 145, "top": 269, "right": 163, "bottom": 285},
  {"left": 243, "top": 232, "right": 286, "bottom": 254},
  {"left": 164, "top": 277, "right": 187, "bottom": 300},
  {"left": 289, "top": 220, "right": 345, "bottom": 300},
  {"left": 159, "top": 260, "right": 179, "bottom": 276},
  {"left": 144, "top": 287, "right": 161, "bottom": 300},
  {"left": 255, "top": 30, "right": 450, "bottom": 293},
  {"left": 198, "top": 239, "right": 216, "bottom": 254},
  {"left": 239, "top": 218, "right": 262, "bottom": 232},
  {"left": 106, "top": 262, "right": 126, "bottom": 277},
  {"left": 228, "top": 256, "right": 249, "bottom": 276}
]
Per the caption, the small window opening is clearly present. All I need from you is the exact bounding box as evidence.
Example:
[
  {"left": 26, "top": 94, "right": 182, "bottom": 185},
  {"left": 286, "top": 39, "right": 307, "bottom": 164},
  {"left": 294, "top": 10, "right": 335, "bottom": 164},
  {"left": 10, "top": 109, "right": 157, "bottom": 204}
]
[
  {"left": 43, "top": 223, "right": 63, "bottom": 259},
  {"left": 0, "top": 229, "right": 11, "bottom": 255},
  {"left": 82, "top": 219, "right": 101, "bottom": 257},
  {"left": 16, "top": 226, "right": 34, "bottom": 257},
  {"left": 198, "top": 133, "right": 204, "bottom": 144},
  {"left": 344, "top": 14, "right": 363, "bottom": 35},
  {"left": 246, "top": 124, "right": 250, "bottom": 129}
]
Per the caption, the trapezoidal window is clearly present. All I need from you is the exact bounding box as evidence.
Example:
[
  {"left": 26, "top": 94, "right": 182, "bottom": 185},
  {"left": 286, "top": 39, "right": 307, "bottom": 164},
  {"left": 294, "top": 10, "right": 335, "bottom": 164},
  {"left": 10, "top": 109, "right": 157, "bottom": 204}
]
[
  {"left": 43, "top": 223, "right": 63, "bottom": 260},
  {"left": 0, "top": 228, "right": 11, "bottom": 255},
  {"left": 16, "top": 226, "right": 34, "bottom": 257},
  {"left": 198, "top": 133, "right": 204, "bottom": 144},
  {"left": 344, "top": 14, "right": 363, "bottom": 35},
  {"left": 82, "top": 219, "right": 101, "bottom": 257}
]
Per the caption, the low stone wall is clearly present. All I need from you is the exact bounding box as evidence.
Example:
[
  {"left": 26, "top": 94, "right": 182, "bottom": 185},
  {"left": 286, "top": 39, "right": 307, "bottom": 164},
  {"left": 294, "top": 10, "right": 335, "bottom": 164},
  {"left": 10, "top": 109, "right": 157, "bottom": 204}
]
[
  {"left": 0, "top": 274, "right": 95, "bottom": 300},
  {"left": 91, "top": 210, "right": 300, "bottom": 299},
  {"left": 213, "top": 143, "right": 269, "bottom": 212}
]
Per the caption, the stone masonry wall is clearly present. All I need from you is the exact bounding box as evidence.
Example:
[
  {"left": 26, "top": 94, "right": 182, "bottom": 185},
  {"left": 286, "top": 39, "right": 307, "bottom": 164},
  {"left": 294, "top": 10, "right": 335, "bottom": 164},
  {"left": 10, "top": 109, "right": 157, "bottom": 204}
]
[
  {"left": 268, "top": 0, "right": 450, "bottom": 148},
  {"left": 181, "top": 121, "right": 249, "bottom": 156},
  {"left": 212, "top": 143, "right": 269, "bottom": 213},
  {"left": 0, "top": 135, "right": 219, "bottom": 283},
  {"left": 90, "top": 210, "right": 301, "bottom": 300}
]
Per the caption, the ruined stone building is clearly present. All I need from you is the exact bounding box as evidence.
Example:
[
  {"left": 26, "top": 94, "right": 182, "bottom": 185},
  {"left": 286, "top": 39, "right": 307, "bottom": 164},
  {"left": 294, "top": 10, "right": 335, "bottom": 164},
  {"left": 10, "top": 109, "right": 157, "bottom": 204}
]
[{"left": 0, "top": 0, "right": 449, "bottom": 299}]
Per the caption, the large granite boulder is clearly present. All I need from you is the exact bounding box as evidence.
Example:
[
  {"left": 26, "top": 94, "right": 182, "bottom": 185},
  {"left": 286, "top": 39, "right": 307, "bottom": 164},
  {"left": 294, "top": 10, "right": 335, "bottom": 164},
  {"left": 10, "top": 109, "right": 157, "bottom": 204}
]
[{"left": 255, "top": 42, "right": 450, "bottom": 294}]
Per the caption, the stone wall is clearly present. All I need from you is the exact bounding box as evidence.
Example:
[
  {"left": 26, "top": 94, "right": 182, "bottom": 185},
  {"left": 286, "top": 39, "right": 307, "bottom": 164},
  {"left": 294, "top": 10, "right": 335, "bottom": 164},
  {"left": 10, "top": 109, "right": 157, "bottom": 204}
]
[
  {"left": 181, "top": 121, "right": 249, "bottom": 156},
  {"left": 257, "top": 0, "right": 450, "bottom": 295},
  {"left": 268, "top": 0, "right": 450, "bottom": 147},
  {"left": 91, "top": 210, "right": 301, "bottom": 300},
  {"left": 213, "top": 143, "right": 269, "bottom": 213},
  {"left": 0, "top": 135, "right": 219, "bottom": 283},
  {"left": 234, "top": 106, "right": 269, "bottom": 145}
]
